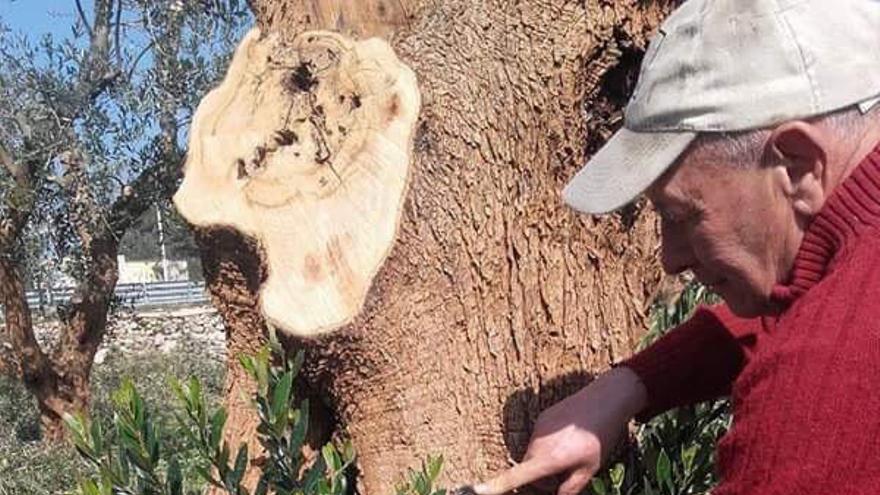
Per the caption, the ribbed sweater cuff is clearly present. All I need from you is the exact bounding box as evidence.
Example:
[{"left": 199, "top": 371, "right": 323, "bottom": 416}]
[{"left": 620, "top": 305, "right": 744, "bottom": 422}]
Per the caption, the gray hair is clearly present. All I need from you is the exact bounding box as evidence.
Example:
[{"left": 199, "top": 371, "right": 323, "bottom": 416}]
[{"left": 692, "top": 105, "right": 878, "bottom": 168}]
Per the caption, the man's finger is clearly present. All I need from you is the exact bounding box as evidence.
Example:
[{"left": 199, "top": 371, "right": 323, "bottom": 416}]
[
  {"left": 557, "top": 467, "right": 594, "bottom": 495},
  {"left": 473, "top": 459, "right": 556, "bottom": 495}
]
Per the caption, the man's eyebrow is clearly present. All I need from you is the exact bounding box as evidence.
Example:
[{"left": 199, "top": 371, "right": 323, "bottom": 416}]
[
  {"left": 650, "top": 193, "right": 682, "bottom": 211},
  {"left": 654, "top": 196, "right": 699, "bottom": 219}
]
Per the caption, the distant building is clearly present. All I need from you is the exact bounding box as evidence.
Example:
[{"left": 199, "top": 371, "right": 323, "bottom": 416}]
[{"left": 117, "top": 255, "right": 189, "bottom": 284}]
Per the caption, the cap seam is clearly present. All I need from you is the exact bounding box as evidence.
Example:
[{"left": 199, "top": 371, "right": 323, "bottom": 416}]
[
  {"left": 718, "top": 0, "right": 810, "bottom": 21},
  {"left": 628, "top": 30, "right": 668, "bottom": 104},
  {"left": 629, "top": 93, "right": 880, "bottom": 134},
  {"left": 778, "top": 6, "right": 820, "bottom": 113}
]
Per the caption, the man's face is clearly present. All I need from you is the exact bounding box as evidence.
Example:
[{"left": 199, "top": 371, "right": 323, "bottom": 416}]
[{"left": 646, "top": 143, "right": 802, "bottom": 317}]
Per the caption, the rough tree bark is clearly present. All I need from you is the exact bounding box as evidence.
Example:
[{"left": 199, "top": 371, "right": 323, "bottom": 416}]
[
  {"left": 196, "top": 229, "right": 270, "bottom": 491},
  {"left": 180, "top": 1, "right": 673, "bottom": 492}
]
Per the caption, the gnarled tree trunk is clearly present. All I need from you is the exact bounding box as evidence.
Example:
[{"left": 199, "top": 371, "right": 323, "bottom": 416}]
[
  {"left": 0, "top": 234, "right": 119, "bottom": 441},
  {"left": 181, "top": 1, "right": 671, "bottom": 492}
]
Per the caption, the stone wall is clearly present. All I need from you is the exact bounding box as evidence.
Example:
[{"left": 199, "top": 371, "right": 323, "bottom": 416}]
[{"left": 1, "top": 306, "right": 227, "bottom": 369}]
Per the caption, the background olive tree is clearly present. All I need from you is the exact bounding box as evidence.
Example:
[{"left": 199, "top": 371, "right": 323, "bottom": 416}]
[{"left": 0, "top": 0, "right": 249, "bottom": 441}]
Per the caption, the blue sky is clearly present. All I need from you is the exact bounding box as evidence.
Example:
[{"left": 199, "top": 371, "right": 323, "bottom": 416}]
[
  {"left": 0, "top": 0, "right": 250, "bottom": 183},
  {"left": 0, "top": 0, "right": 92, "bottom": 38}
]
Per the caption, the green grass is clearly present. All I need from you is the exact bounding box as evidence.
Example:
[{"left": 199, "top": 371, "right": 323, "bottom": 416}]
[{"left": 0, "top": 349, "right": 225, "bottom": 495}]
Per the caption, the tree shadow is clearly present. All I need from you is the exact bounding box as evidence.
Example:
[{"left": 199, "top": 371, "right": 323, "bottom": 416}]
[{"left": 501, "top": 370, "right": 595, "bottom": 465}]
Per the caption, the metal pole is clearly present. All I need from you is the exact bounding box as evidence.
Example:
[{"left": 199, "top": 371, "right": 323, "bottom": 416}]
[{"left": 156, "top": 203, "right": 170, "bottom": 281}]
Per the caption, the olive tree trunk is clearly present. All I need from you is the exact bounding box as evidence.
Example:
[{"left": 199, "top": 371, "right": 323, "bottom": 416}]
[{"left": 187, "top": 1, "right": 672, "bottom": 492}]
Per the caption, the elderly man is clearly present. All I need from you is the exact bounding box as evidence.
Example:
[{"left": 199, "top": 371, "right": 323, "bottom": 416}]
[{"left": 473, "top": 0, "right": 880, "bottom": 494}]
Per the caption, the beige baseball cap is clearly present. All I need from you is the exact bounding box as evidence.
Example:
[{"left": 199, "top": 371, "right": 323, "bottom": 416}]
[{"left": 563, "top": 0, "right": 880, "bottom": 214}]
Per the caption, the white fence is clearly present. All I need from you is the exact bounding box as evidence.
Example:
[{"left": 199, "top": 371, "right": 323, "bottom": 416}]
[{"left": 24, "top": 280, "right": 210, "bottom": 311}]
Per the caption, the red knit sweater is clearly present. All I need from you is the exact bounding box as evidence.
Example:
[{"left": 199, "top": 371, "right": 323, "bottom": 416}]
[{"left": 623, "top": 143, "right": 880, "bottom": 494}]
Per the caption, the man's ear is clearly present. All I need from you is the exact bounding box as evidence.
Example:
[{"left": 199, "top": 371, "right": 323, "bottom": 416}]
[{"left": 766, "top": 121, "right": 830, "bottom": 217}]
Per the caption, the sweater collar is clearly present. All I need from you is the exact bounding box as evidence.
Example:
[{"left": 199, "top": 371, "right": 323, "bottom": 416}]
[{"left": 771, "top": 142, "right": 880, "bottom": 304}]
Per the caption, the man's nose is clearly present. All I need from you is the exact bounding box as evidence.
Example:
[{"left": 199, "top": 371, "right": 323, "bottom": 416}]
[{"left": 660, "top": 227, "right": 695, "bottom": 275}]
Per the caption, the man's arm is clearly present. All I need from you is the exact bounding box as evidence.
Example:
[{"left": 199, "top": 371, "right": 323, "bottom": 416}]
[
  {"left": 473, "top": 303, "right": 760, "bottom": 495},
  {"left": 622, "top": 303, "right": 760, "bottom": 420}
]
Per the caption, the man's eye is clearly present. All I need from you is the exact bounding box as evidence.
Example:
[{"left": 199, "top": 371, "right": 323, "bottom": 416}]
[
  {"left": 659, "top": 208, "right": 693, "bottom": 225},
  {"left": 659, "top": 210, "right": 682, "bottom": 223}
]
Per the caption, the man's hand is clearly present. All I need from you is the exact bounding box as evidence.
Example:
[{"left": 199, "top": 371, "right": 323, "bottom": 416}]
[{"left": 473, "top": 367, "right": 647, "bottom": 495}]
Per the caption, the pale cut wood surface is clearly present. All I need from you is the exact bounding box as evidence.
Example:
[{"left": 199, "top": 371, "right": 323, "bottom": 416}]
[{"left": 175, "top": 28, "right": 421, "bottom": 336}]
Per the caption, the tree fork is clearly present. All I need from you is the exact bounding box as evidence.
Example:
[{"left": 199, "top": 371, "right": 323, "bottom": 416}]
[{"left": 0, "top": 253, "right": 105, "bottom": 442}]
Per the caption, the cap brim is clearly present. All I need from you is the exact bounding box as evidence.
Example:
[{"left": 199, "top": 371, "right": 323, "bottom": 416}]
[{"left": 563, "top": 128, "right": 697, "bottom": 214}]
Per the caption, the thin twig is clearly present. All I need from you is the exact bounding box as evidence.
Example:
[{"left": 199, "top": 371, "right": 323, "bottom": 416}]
[
  {"left": 114, "top": 0, "right": 122, "bottom": 67},
  {"left": 75, "top": 0, "right": 93, "bottom": 38},
  {"left": 126, "top": 40, "right": 156, "bottom": 82}
]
